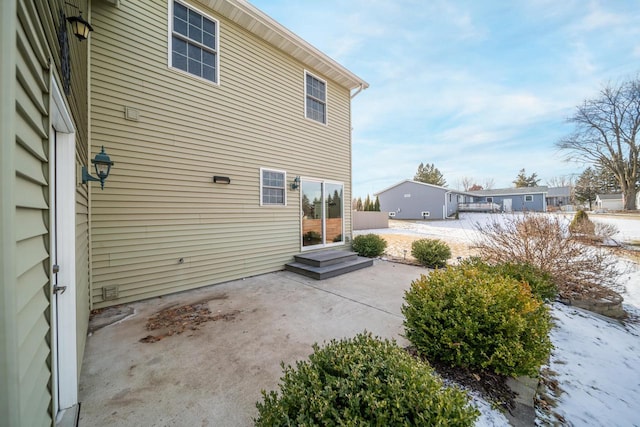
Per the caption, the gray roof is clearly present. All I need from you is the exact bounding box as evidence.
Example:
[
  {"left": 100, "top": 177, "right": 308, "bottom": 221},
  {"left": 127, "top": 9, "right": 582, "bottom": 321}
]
[
  {"left": 547, "top": 186, "right": 571, "bottom": 197},
  {"left": 469, "top": 186, "right": 549, "bottom": 197},
  {"left": 374, "top": 179, "right": 475, "bottom": 196},
  {"left": 596, "top": 193, "right": 623, "bottom": 200}
]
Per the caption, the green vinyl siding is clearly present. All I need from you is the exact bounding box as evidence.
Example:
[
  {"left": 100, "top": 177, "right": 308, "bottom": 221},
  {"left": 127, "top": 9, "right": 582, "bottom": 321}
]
[
  {"left": 14, "top": 0, "right": 52, "bottom": 424},
  {"left": 90, "top": 0, "right": 353, "bottom": 306},
  {"left": 1, "top": 0, "right": 91, "bottom": 424}
]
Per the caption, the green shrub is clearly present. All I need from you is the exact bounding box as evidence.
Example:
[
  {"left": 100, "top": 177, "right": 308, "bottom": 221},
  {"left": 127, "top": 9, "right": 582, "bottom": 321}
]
[
  {"left": 402, "top": 265, "right": 553, "bottom": 377},
  {"left": 255, "top": 333, "right": 479, "bottom": 426},
  {"left": 411, "top": 238, "right": 451, "bottom": 268},
  {"left": 460, "top": 257, "right": 557, "bottom": 301},
  {"left": 569, "top": 209, "right": 595, "bottom": 235},
  {"left": 352, "top": 233, "right": 387, "bottom": 257}
]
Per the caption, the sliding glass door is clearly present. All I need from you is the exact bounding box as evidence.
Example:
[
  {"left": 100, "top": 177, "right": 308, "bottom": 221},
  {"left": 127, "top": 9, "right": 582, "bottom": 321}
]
[{"left": 301, "top": 179, "right": 344, "bottom": 248}]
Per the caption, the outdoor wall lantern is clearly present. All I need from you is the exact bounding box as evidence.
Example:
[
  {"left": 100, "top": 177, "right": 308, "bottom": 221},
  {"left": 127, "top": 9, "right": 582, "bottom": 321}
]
[
  {"left": 82, "top": 146, "right": 114, "bottom": 190},
  {"left": 213, "top": 176, "right": 231, "bottom": 184},
  {"left": 290, "top": 176, "right": 300, "bottom": 190},
  {"left": 66, "top": 11, "right": 93, "bottom": 41}
]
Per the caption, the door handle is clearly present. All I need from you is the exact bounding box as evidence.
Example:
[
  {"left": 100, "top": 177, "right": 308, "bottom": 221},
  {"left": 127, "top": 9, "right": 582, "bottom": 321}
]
[{"left": 53, "top": 285, "right": 67, "bottom": 295}]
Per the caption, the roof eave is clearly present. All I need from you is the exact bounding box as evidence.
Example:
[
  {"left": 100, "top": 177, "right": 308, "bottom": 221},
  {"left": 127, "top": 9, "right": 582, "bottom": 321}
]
[{"left": 198, "top": 0, "right": 369, "bottom": 91}]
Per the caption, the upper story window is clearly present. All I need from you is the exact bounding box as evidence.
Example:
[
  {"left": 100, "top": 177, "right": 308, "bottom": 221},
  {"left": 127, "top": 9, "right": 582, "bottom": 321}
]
[
  {"left": 171, "top": 1, "right": 218, "bottom": 83},
  {"left": 305, "top": 71, "right": 327, "bottom": 124},
  {"left": 260, "top": 168, "right": 286, "bottom": 206}
]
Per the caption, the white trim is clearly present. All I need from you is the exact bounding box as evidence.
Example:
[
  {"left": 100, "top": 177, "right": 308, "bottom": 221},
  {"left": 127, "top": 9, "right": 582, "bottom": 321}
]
[
  {"left": 304, "top": 70, "right": 328, "bottom": 125},
  {"left": 50, "top": 77, "right": 78, "bottom": 416},
  {"left": 259, "top": 167, "right": 287, "bottom": 206},
  {"left": 168, "top": 0, "right": 221, "bottom": 85},
  {"left": 524, "top": 195, "right": 533, "bottom": 202}
]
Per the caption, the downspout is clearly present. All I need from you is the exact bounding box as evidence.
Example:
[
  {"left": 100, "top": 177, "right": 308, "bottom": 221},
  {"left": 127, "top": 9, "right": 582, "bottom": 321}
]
[{"left": 444, "top": 191, "right": 452, "bottom": 219}]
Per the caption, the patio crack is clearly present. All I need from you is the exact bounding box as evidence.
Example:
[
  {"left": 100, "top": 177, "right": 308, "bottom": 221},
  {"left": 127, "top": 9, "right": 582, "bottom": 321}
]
[{"left": 297, "top": 280, "right": 404, "bottom": 319}]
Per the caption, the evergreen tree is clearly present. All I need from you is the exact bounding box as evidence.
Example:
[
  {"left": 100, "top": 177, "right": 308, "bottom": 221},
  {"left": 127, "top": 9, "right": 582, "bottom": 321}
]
[
  {"left": 414, "top": 163, "right": 447, "bottom": 186},
  {"left": 374, "top": 196, "right": 380, "bottom": 212},
  {"left": 355, "top": 197, "right": 363, "bottom": 211},
  {"left": 513, "top": 168, "right": 541, "bottom": 187},
  {"left": 364, "top": 195, "right": 372, "bottom": 211},
  {"left": 574, "top": 167, "right": 601, "bottom": 209}
]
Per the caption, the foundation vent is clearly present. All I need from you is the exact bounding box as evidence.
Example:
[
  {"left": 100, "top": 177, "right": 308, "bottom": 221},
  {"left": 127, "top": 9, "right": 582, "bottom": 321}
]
[{"left": 102, "top": 285, "right": 119, "bottom": 301}]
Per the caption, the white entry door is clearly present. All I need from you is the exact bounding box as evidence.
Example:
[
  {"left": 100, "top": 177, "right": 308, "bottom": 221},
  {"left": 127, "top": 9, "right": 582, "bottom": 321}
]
[
  {"left": 50, "top": 78, "right": 78, "bottom": 422},
  {"left": 503, "top": 198, "right": 513, "bottom": 212}
]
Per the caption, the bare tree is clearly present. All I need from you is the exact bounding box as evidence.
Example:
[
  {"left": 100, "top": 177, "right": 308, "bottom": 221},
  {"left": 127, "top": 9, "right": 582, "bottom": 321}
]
[
  {"left": 482, "top": 178, "right": 495, "bottom": 190},
  {"left": 546, "top": 175, "right": 574, "bottom": 188},
  {"left": 459, "top": 176, "right": 474, "bottom": 191},
  {"left": 557, "top": 77, "right": 640, "bottom": 210}
]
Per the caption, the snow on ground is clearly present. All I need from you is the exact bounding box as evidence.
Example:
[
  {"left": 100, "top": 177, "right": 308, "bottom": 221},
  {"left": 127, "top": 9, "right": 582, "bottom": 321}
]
[
  {"left": 544, "top": 303, "right": 640, "bottom": 426},
  {"left": 360, "top": 213, "right": 640, "bottom": 426}
]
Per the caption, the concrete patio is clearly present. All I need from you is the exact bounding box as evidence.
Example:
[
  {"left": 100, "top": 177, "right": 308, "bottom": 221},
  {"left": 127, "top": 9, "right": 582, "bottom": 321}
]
[{"left": 78, "top": 260, "right": 426, "bottom": 426}]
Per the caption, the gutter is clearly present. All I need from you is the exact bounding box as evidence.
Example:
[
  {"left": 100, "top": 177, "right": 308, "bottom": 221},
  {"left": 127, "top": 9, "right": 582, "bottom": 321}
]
[{"left": 351, "top": 83, "right": 366, "bottom": 99}]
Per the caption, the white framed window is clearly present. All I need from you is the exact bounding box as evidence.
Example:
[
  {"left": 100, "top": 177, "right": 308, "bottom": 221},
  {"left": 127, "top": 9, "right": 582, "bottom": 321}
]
[
  {"left": 525, "top": 195, "right": 533, "bottom": 202},
  {"left": 260, "top": 168, "right": 287, "bottom": 206},
  {"left": 170, "top": 0, "right": 219, "bottom": 83},
  {"left": 305, "top": 71, "right": 327, "bottom": 124}
]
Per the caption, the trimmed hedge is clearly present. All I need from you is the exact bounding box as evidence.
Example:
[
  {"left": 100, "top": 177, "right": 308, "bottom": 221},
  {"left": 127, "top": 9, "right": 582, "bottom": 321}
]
[
  {"left": 402, "top": 265, "right": 553, "bottom": 377},
  {"left": 352, "top": 234, "right": 387, "bottom": 258},
  {"left": 411, "top": 238, "right": 451, "bottom": 268},
  {"left": 255, "top": 333, "right": 479, "bottom": 426}
]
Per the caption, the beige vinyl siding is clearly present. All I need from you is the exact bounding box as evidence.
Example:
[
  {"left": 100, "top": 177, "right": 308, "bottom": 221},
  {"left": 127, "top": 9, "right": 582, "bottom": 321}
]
[
  {"left": 90, "top": 0, "right": 353, "bottom": 306},
  {"left": 14, "top": 0, "right": 52, "bottom": 424}
]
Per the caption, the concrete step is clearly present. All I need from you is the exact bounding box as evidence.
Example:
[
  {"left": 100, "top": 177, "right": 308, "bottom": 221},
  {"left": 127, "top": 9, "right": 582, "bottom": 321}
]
[
  {"left": 292, "top": 250, "right": 359, "bottom": 268},
  {"left": 285, "top": 254, "right": 373, "bottom": 280}
]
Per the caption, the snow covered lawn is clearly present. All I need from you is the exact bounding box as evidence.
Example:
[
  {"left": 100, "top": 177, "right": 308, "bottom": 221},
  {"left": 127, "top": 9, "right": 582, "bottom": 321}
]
[{"left": 356, "top": 213, "right": 640, "bottom": 426}]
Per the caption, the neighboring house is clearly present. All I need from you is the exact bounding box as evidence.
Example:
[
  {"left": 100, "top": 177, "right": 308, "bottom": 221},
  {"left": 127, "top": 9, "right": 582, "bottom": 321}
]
[
  {"left": 375, "top": 180, "right": 471, "bottom": 220},
  {"left": 468, "top": 187, "right": 549, "bottom": 212},
  {"left": 546, "top": 186, "right": 572, "bottom": 210},
  {"left": 596, "top": 194, "right": 624, "bottom": 211},
  {"left": 1, "top": 0, "right": 366, "bottom": 424}
]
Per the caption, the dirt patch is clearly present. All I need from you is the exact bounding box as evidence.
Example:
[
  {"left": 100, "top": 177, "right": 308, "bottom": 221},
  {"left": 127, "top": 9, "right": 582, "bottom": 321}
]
[
  {"left": 405, "top": 346, "right": 515, "bottom": 413},
  {"left": 378, "top": 234, "right": 479, "bottom": 264},
  {"left": 140, "top": 298, "right": 239, "bottom": 343}
]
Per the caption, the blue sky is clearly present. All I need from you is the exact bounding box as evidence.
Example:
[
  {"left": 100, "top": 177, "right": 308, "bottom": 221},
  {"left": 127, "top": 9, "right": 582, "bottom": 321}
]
[{"left": 251, "top": 0, "right": 640, "bottom": 198}]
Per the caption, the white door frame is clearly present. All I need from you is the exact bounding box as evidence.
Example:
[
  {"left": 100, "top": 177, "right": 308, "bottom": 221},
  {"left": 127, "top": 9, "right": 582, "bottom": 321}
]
[
  {"left": 50, "top": 77, "right": 78, "bottom": 418},
  {"left": 299, "top": 177, "right": 345, "bottom": 251}
]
